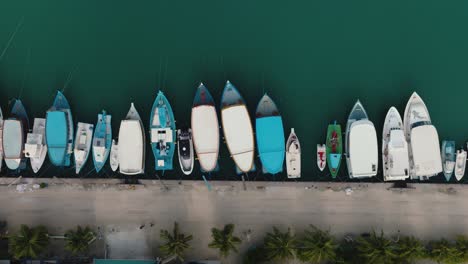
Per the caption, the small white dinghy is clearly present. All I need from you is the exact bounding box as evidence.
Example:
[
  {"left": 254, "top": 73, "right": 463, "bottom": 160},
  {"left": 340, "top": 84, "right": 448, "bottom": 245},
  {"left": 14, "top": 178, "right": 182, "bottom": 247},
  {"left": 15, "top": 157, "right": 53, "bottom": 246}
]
[
  {"left": 455, "top": 149, "right": 467, "bottom": 181},
  {"left": 286, "top": 128, "right": 301, "bottom": 178},
  {"left": 74, "top": 122, "right": 94, "bottom": 174},
  {"left": 24, "top": 118, "right": 47, "bottom": 173},
  {"left": 317, "top": 144, "right": 326, "bottom": 171},
  {"left": 110, "top": 139, "right": 119, "bottom": 172},
  {"left": 177, "top": 128, "right": 194, "bottom": 175}
]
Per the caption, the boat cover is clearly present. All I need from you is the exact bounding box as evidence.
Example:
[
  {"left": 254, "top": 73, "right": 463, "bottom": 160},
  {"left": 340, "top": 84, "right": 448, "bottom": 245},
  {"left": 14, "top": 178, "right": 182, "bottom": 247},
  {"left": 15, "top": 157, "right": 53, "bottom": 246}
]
[
  {"left": 3, "top": 120, "right": 22, "bottom": 158},
  {"left": 349, "top": 120, "right": 378, "bottom": 178},
  {"left": 192, "top": 105, "right": 219, "bottom": 171},
  {"left": 118, "top": 120, "right": 144, "bottom": 175},
  {"left": 256, "top": 116, "right": 284, "bottom": 173},
  {"left": 387, "top": 130, "right": 409, "bottom": 178},
  {"left": 46, "top": 111, "right": 67, "bottom": 165},
  {"left": 411, "top": 125, "right": 442, "bottom": 177}
]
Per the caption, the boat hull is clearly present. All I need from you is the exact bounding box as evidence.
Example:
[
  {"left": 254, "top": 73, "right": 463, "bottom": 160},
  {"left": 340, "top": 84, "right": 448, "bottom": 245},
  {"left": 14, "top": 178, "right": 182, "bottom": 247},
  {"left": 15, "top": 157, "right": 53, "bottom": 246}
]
[
  {"left": 74, "top": 122, "right": 94, "bottom": 174},
  {"left": 177, "top": 128, "right": 194, "bottom": 175},
  {"left": 286, "top": 128, "right": 301, "bottom": 178},
  {"left": 3, "top": 100, "right": 29, "bottom": 171},
  {"left": 455, "top": 149, "right": 467, "bottom": 181},
  {"left": 92, "top": 112, "right": 112, "bottom": 173},
  {"left": 118, "top": 103, "right": 145, "bottom": 175},
  {"left": 326, "top": 123, "right": 342, "bottom": 178},
  {"left": 382, "top": 107, "right": 409, "bottom": 181},
  {"left": 24, "top": 118, "right": 47, "bottom": 173}
]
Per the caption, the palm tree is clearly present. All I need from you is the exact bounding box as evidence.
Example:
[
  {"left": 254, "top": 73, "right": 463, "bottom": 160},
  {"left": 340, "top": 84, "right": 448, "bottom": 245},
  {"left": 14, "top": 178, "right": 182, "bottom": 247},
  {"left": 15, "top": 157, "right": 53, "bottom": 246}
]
[
  {"left": 296, "top": 225, "right": 338, "bottom": 263},
  {"left": 428, "top": 239, "right": 463, "bottom": 264},
  {"left": 263, "top": 227, "right": 297, "bottom": 262},
  {"left": 455, "top": 235, "right": 468, "bottom": 262},
  {"left": 394, "top": 236, "right": 427, "bottom": 264},
  {"left": 355, "top": 230, "right": 397, "bottom": 264},
  {"left": 159, "top": 222, "right": 193, "bottom": 262},
  {"left": 243, "top": 246, "right": 267, "bottom": 264},
  {"left": 64, "top": 226, "right": 95, "bottom": 255},
  {"left": 9, "top": 224, "right": 49, "bottom": 259},
  {"left": 208, "top": 224, "right": 242, "bottom": 258}
]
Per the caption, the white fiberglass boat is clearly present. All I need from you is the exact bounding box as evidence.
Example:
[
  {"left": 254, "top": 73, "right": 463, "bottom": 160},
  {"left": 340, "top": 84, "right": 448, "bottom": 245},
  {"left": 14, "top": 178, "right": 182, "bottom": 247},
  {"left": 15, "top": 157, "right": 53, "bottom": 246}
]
[
  {"left": 110, "top": 139, "right": 119, "bottom": 172},
  {"left": 74, "top": 122, "right": 94, "bottom": 174},
  {"left": 286, "top": 128, "right": 301, "bottom": 178},
  {"left": 118, "top": 103, "right": 145, "bottom": 175},
  {"left": 317, "top": 144, "right": 326, "bottom": 171},
  {"left": 455, "top": 149, "right": 466, "bottom": 181},
  {"left": 24, "top": 118, "right": 47, "bottom": 173},
  {"left": 382, "top": 107, "right": 409, "bottom": 181}
]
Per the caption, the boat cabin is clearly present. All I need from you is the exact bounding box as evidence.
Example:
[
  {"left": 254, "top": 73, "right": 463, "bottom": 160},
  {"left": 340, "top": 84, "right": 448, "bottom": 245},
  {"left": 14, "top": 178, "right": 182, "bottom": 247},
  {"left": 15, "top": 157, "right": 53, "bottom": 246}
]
[
  {"left": 348, "top": 120, "right": 378, "bottom": 178},
  {"left": 118, "top": 120, "right": 144, "bottom": 175},
  {"left": 410, "top": 124, "right": 442, "bottom": 180},
  {"left": 385, "top": 129, "right": 410, "bottom": 181}
]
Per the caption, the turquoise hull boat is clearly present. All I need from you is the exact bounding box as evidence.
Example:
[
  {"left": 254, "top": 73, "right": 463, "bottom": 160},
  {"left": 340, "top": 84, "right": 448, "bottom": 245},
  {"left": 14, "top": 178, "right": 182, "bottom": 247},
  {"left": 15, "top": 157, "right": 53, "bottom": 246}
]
[
  {"left": 46, "top": 91, "right": 73, "bottom": 167},
  {"left": 255, "top": 94, "right": 285, "bottom": 174},
  {"left": 92, "top": 111, "right": 112, "bottom": 172},
  {"left": 150, "top": 91, "right": 176, "bottom": 171}
]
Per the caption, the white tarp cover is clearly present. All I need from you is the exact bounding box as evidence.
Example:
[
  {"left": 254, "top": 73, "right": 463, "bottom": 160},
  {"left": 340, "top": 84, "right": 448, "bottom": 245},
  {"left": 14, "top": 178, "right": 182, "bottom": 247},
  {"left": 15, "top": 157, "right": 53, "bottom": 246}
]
[
  {"left": 349, "top": 120, "right": 378, "bottom": 177},
  {"left": 411, "top": 125, "right": 442, "bottom": 177},
  {"left": 192, "top": 105, "right": 219, "bottom": 171},
  {"left": 3, "top": 120, "right": 22, "bottom": 158},
  {"left": 118, "top": 120, "right": 144, "bottom": 175},
  {"left": 388, "top": 130, "right": 409, "bottom": 177},
  {"left": 221, "top": 105, "right": 254, "bottom": 172}
]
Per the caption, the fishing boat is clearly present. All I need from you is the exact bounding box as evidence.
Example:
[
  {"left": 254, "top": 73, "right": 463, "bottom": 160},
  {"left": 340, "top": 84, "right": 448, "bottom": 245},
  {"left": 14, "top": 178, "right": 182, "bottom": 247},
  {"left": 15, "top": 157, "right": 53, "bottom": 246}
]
[
  {"left": 92, "top": 111, "right": 112, "bottom": 172},
  {"left": 441, "top": 140, "right": 456, "bottom": 181},
  {"left": 118, "top": 103, "right": 145, "bottom": 175},
  {"left": 455, "top": 149, "right": 466, "bottom": 181},
  {"left": 191, "top": 83, "right": 220, "bottom": 172},
  {"left": 286, "top": 128, "right": 301, "bottom": 178},
  {"left": 345, "top": 100, "right": 378, "bottom": 179},
  {"left": 403, "top": 92, "right": 442, "bottom": 180},
  {"left": 220, "top": 81, "right": 255, "bottom": 174},
  {"left": 110, "top": 139, "right": 119, "bottom": 172},
  {"left": 74, "top": 122, "right": 94, "bottom": 174},
  {"left": 24, "top": 118, "right": 47, "bottom": 173},
  {"left": 255, "top": 94, "right": 285, "bottom": 174},
  {"left": 177, "top": 128, "right": 194, "bottom": 175},
  {"left": 317, "top": 144, "right": 326, "bottom": 171},
  {"left": 0, "top": 107, "right": 4, "bottom": 172},
  {"left": 382, "top": 107, "right": 409, "bottom": 181},
  {"left": 150, "top": 91, "right": 176, "bottom": 171},
  {"left": 326, "top": 122, "right": 342, "bottom": 178},
  {"left": 3, "top": 99, "right": 29, "bottom": 170},
  {"left": 45, "top": 91, "right": 74, "bottom": 167}
]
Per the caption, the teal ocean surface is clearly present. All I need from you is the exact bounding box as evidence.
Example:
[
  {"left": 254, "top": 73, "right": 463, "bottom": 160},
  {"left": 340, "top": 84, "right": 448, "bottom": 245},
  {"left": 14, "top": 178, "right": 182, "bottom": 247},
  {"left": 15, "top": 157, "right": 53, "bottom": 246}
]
[{"left": 1, "top": 0, "right": 468, "bottom": 182}]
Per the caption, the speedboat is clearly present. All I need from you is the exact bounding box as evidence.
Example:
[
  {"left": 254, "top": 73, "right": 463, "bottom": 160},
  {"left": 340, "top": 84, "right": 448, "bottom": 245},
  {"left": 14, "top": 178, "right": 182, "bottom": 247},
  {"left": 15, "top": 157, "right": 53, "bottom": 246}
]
[
  {"left": 317, "top": 144, "right": 326, "bottom": 171},
  {"left": 191, "top": 83, "right": 219, "bottom": 172},
  {"left": 3, "top": 99, "right": 29, "bottom": 170},
  {"left": 345, "top": 100, "right": 378, "bottom": 179},
  {"left": 118, "top": 103, "right": 145, "bottom": 175},
  {"left": 24, "top": 118, "right": 47, "bottom": 173},
  {"left": 455, "top": 149, "right": 466, "bottom": 181},
  {"left": 286, "top": 128, "right": 301, "bottom": 178},
  {"left": 92, "top": 111, "right": 112, "bottom": 172},
  {"left": 46, "top": 91, "right": 74, "bottom": 167},
  {"left": 150, "top": 91, "right": 176, "bottom": 171},
  {"left": 110, "top": 139, "right": 119, "bottom": 172},
  {"left": 441, "top": 140, "right": 456, "bottom": 181},
  {"left": 220, "top": 81, "right": 255, "bottom": 174},
  {"left": 255, "top": 94, "right": 285, "bottom": 174},
  {"left": 177, "top": 128, "right": 194, "bottom": 175},
  {"left": 382, "top": 107, "right": 409, "bottom": 181},
  {"left": 74, "top": 122, "right": 94, "bottom": 174},
  {"left": 403, "top": 92, "right": 442, "bottom": 180},
  {"left": 326, "top": 122, "right": 342, "bottom": 178}
]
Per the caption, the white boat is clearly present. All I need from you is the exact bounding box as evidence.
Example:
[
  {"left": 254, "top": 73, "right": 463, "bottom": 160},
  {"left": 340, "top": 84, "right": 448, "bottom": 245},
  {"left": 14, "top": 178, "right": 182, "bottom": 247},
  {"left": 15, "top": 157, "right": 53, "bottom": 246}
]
[
  {"left": 0, "top": 107, "right": 4, "bottom": 172},
  {"left": 73, "top": 122, "right": 94, "bottom": 174},
  {"left": 403, "top": 92, "right": 442, "bottom": 180},
  {"left": 110, "top": 139, "right": 119, "bottom": 172},
  {"left": 118, "top": 103, "right": 145, "bottom": 175},
  {"left": 4, "top": 100, "right": 29, "bottom": 170},
  {"left": 317, "top": 144, "right": 326, "bottom": 171},
  {"left": 24, "top": 118, "right": 47, "bottom": 173},
  {"left": 177, "top": 128, "right": 194, "bottom": 175},
  {"left": 455, "top": 149, "right": 466, "bottom": 181},
  {"left": 345, "top": 100, "right": 378, "bottom": 179},
  {"left": 191, "top": 83, "right": 220, "bottom": 172},
  {"left": 382, "top": 107, "right": 409, "bottom": 181},
  {"left": 286, "top": 128, "right": 301, "bottom": 178}
]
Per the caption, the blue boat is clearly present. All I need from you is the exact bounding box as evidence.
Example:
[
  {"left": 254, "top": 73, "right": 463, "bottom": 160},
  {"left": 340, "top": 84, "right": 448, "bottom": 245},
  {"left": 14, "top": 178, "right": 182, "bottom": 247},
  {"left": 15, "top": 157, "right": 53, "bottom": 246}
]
[
  {"left": 92, "top": 111, "right": 112, "bottom": 172},
  {"left": 255, "top": 94, "right": 285, "bottom": 174},
  {"left": 150, "top": 91, "right": 176, "bottom": 171},
  {"left": 441, "top": 140, "right": 456, "bottom": 181},
  {"left": 3, "top": 99, "right": 29, "bottom": 170},
  {"left": 45, "top": 91, "right": 74, "bottom": 167}
]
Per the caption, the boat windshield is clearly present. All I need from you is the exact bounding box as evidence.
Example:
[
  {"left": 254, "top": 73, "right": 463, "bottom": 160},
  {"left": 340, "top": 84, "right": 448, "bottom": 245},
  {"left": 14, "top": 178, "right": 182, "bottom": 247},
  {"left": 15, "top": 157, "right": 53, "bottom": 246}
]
[{"left": 410, "top": 121, "right": 431, "bottom": 129}]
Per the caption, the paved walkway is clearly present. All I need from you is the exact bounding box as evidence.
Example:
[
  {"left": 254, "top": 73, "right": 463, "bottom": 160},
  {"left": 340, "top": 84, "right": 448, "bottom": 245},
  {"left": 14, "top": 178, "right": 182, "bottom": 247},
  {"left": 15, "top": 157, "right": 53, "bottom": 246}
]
[{"left": 0, "top": 178, "right": 466, "bottom": 263}]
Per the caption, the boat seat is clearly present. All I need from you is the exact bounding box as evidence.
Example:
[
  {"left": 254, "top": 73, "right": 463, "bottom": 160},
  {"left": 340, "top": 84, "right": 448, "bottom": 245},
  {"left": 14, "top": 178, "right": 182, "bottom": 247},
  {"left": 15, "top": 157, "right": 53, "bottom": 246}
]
[
  {"left": 151, "top": 128, "right": 173, "bottom": 143},
  {"left": 24, "top": 144, "right": 41, "bottom": 158}
]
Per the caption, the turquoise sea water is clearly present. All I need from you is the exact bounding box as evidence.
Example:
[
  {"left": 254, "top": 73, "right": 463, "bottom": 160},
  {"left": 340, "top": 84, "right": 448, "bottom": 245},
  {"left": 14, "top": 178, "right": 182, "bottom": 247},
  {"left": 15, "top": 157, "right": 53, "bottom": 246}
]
[{"left": 1, "top": 0, "right": 468, "bottom": 182}]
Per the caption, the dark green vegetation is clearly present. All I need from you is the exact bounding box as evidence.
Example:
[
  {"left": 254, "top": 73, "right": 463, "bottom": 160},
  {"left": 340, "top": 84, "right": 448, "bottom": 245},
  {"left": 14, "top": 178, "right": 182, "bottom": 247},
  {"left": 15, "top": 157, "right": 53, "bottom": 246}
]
[
  {"left": 64, "top": 226, "right": 95, "bottom": 255},
  {"left": 1, "top": 0, "right": 467, "bottom": 181},
  {"left": 208, "top": 224, "right": 242, "bottom": 258},
  {"left": 159, "top": 222, "right": 193, "bottom": 262}
]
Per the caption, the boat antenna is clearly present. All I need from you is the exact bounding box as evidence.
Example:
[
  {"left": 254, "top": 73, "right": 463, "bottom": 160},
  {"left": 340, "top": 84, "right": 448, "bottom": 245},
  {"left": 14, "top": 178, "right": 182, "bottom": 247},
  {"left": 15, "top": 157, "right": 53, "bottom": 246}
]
[
  {"left": 63, "top": 65, "right": 79, "bottom": 93},
  {"left": 0, "top": 16, "right": 24, "bottom": 62},
  {"left": 18, "top": 47, "right": 31, "bottom": 99}
]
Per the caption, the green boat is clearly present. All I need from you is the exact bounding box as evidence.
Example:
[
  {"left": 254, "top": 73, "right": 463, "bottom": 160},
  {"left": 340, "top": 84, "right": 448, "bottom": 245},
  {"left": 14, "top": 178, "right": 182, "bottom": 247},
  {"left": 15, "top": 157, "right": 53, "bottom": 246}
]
[{"left": 326, "top": 122, "right": 342, "bottom": 178}]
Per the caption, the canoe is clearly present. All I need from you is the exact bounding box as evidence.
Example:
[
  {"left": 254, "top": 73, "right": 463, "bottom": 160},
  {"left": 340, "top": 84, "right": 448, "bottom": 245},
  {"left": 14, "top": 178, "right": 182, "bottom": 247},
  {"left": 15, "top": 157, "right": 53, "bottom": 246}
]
[
  {"left": 455, "top": 149, "right": 466, "bottom": 181},
  {"left": 24, "top": 118, "right": 47, "bottom": 173},
  {"left": 177, "top": 128, "right": 194, "bottom": 175},
  {"left": 441, "top": 140, "right": 456, "bottom": 181},
  {"left": 220, "top": 81, "right": 255, "bottom": 174},
  {"left": 191, "top": 83, "right": 219, "bottom": 172},
  {"left": 3, "top": 99, "right": 29, "bottom": 170},
  {"left": 326, "top": 122, "right": 342, "bottom": 178},
  {"left": 110, "top": 139, "right": 119, "bottom": 172},
  {"left": 150, "top": 91, "right": 176, "bottom": 171},
  {"left": 286, "top": 128, "right": 301, "bottom": 178},
  {"left": 92, "top": 111, "right": 112, "bottom": 172},
  {"left": 45, "top": 91, "right": 74, "bottom": 167},
  {"left": 382, "top": 107, "right": 409, "bottom": 181},
  {"left": 317, "top": 144, "right": 326, "bottom": 171},
  {"left": 118, "top": 103, "right": 145, "bottom": 175},
  {"left": 74, "top": 122, "right": 94, "bottom": 174},
  {"left": 255, "top": 94, "right": 285, "bottom": 174}
]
